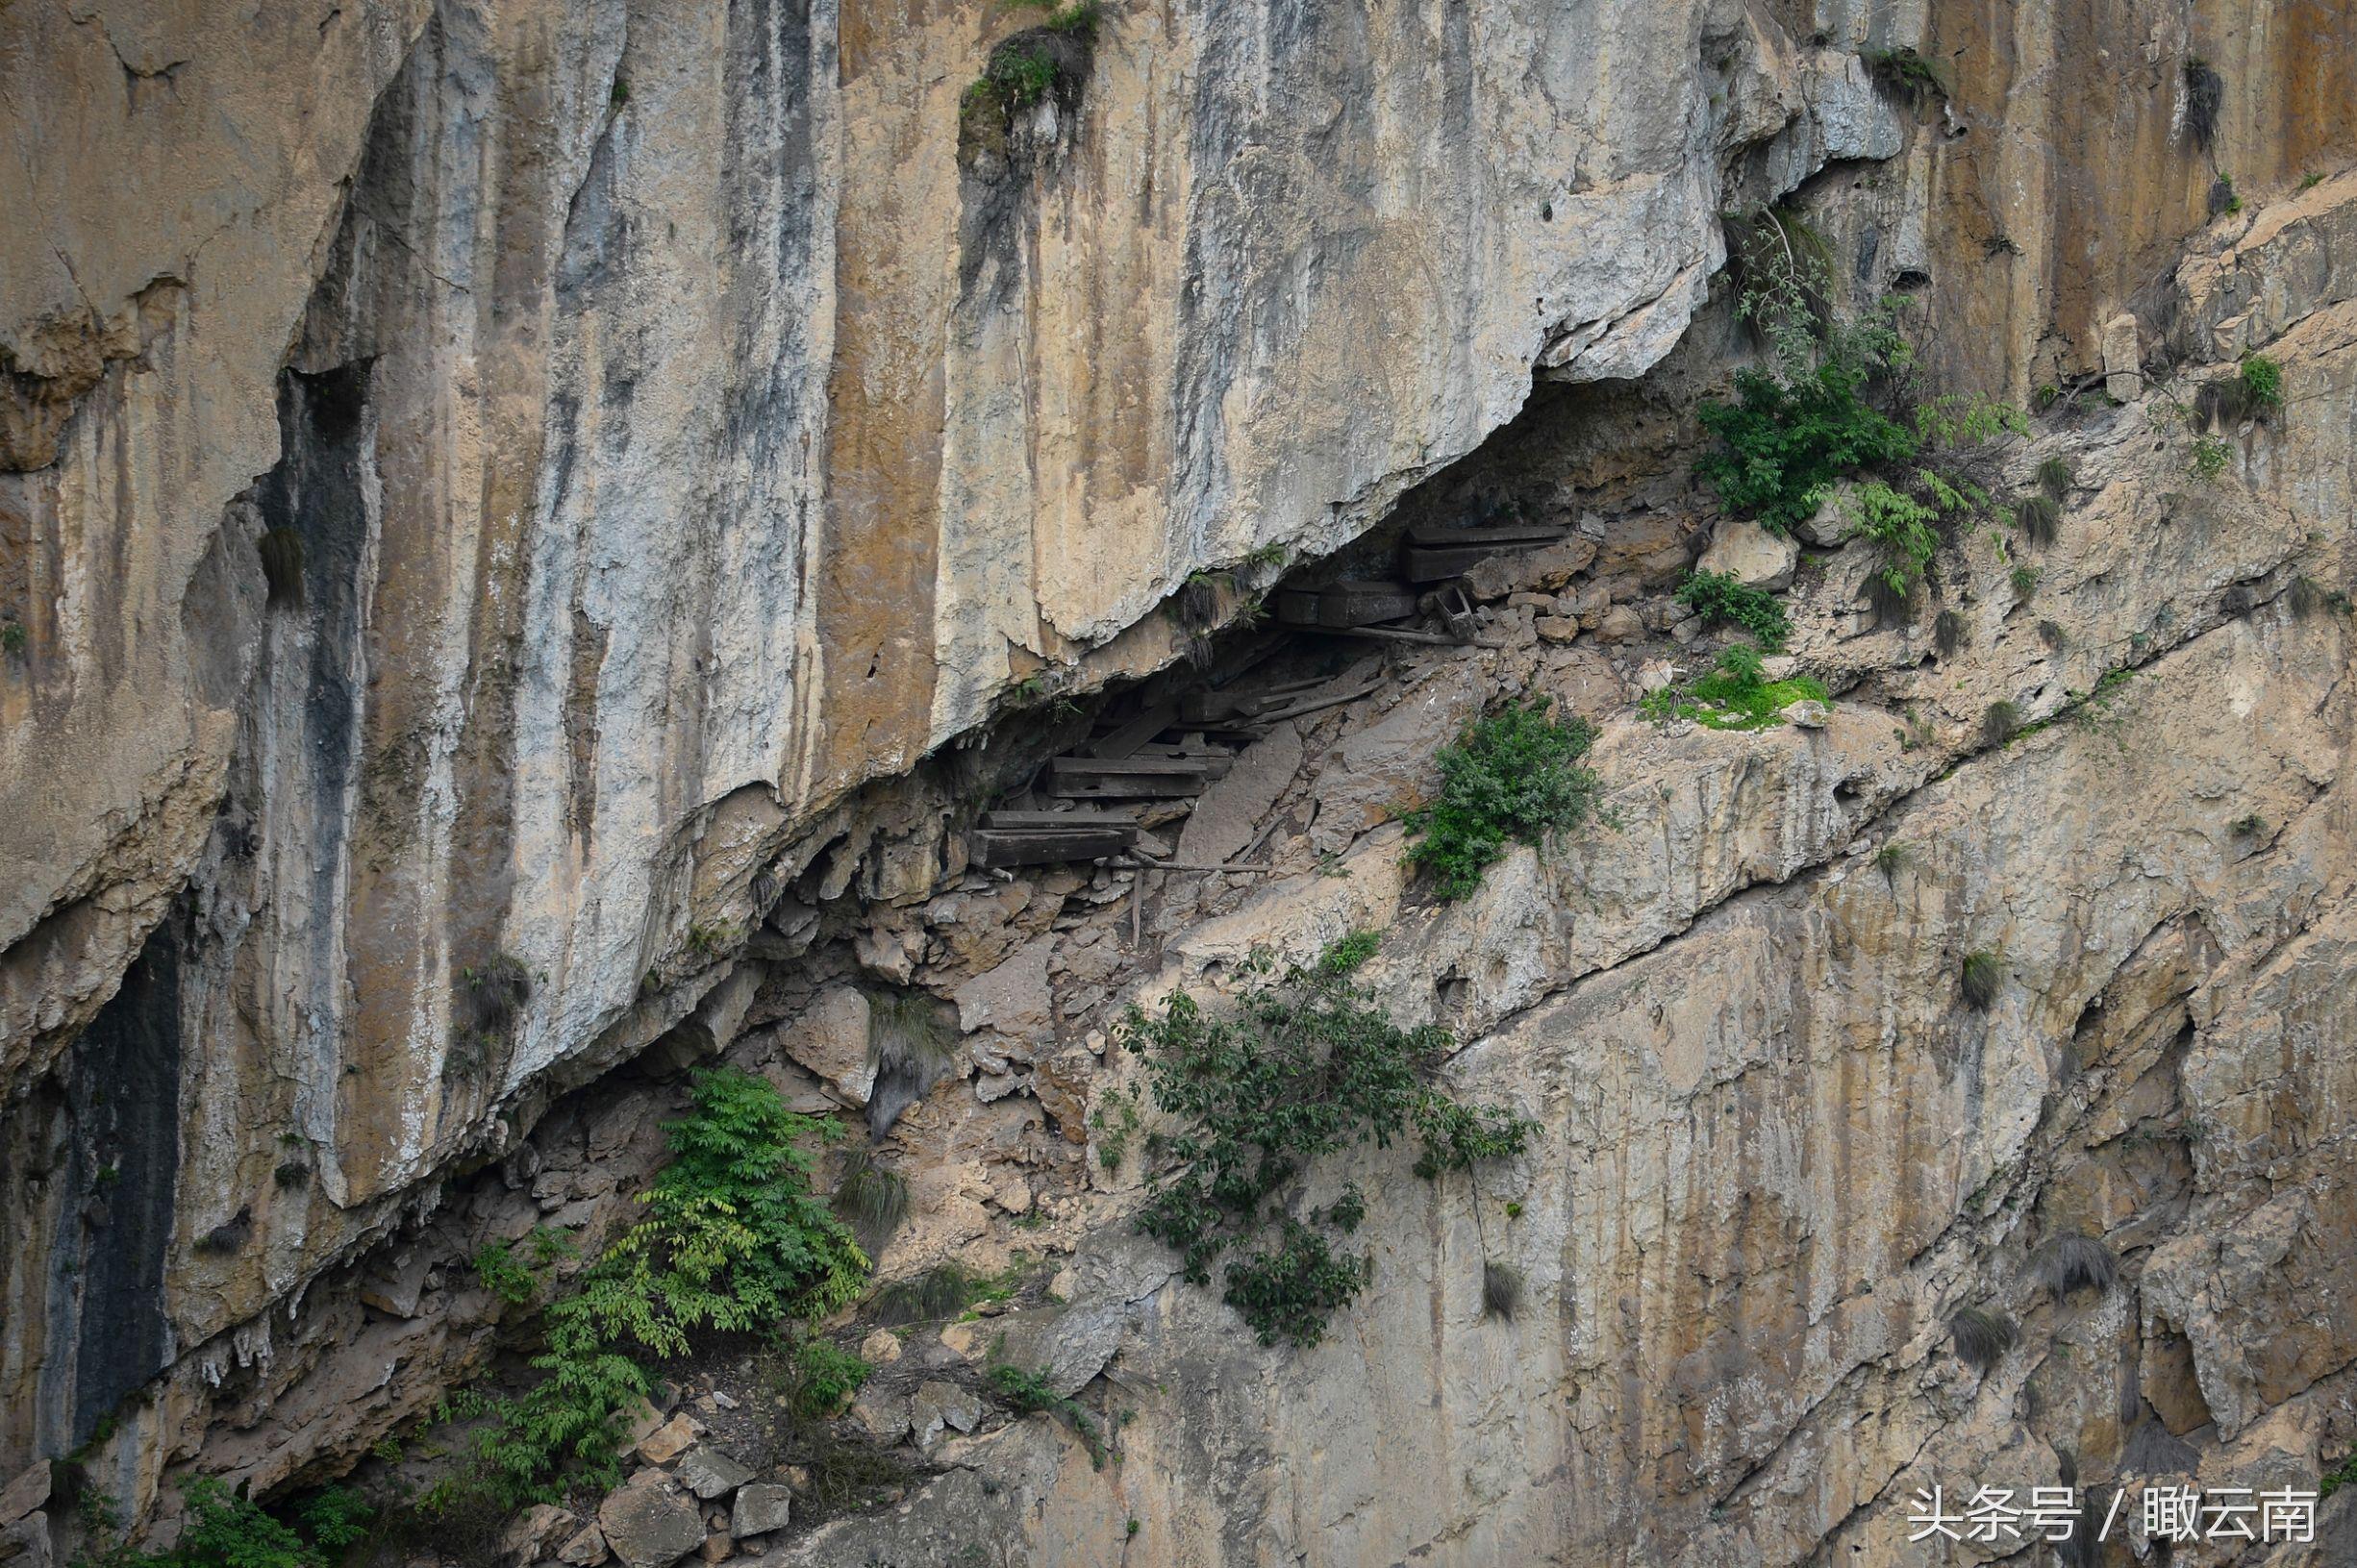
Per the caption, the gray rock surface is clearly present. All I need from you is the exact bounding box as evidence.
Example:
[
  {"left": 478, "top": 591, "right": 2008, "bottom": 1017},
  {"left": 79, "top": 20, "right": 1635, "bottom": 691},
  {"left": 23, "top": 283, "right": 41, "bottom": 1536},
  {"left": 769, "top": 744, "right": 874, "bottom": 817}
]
[{"left": 597, "top": 1472, "right": 706, "bottom": 1568}]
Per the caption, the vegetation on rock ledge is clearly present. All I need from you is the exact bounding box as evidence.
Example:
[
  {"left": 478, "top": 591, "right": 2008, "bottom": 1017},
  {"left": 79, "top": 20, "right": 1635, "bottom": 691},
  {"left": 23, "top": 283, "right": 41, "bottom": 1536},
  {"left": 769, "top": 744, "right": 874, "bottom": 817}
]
[
  {"left": 1404, "top": 695, "right": 1601, "bottom": 900},
  {"left": 1119, "top": 936, "right": 1536, "bottom": 1348}
]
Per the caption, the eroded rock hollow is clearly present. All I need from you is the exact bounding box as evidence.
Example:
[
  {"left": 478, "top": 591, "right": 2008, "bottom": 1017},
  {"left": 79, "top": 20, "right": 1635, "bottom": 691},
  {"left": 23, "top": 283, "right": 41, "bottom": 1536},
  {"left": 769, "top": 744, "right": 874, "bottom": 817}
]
[{"left": 4, "top": 0, "right": 2356, "bottom": 1564}]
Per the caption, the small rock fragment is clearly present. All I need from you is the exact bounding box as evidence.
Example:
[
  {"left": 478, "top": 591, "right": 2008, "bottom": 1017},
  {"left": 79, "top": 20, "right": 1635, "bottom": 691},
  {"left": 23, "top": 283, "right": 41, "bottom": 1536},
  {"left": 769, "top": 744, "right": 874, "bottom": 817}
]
[
  {"left": 638, "top": 1412, "right": 705, "bottom": 1465},
  {"left": 675, "top": 1444, "right": 755, "bottom": 1500},
  {"left": 558, "top": 1523, "right": 611, "bottom": 1565}
]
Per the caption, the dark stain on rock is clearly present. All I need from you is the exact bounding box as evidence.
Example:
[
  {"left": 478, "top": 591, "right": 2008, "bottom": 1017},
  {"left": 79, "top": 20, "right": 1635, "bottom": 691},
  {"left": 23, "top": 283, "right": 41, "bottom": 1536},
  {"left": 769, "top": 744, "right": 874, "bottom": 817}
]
[{"left": 51, "top": 906, "right": 185, "bottom": 1451}]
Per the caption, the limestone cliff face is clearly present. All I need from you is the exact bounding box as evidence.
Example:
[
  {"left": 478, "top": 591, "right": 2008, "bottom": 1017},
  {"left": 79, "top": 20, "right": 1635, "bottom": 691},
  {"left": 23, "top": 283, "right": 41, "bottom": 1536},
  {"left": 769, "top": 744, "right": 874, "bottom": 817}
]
[
  {"left": 4, "top": 0, "right": 2357, "bottom": 1560},
  {"left": 0, "top": 0, "right": 1885, "bottom": 1481}
]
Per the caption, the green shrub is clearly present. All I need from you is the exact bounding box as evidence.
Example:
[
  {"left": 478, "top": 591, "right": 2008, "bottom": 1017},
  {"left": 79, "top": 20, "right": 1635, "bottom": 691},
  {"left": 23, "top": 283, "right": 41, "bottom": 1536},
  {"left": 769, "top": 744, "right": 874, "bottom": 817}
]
[
  {"left": 1317, "top": 929, "right": 1382, "bottom": 976},
  {"left": 0, "top": 621, "right": 25, "bottom": 657},
  {"left": 74, "top": 1477, "right": 360, "bottom": 1568},
  {"left": 1696, "top": 223, "right": 2020, "bottom": 552},
  {"left": 2189, "top": 434, "right": 2232, "bottom": 481},
  {"left": 2034, "top": 456, "right": 2073, "bottom": 500},
  {"left": 471, "top": 1240, "right": 539, "bottom": 1307},
  {"left": 465, "top": 1068, "right": 865, "bottom": 1504},
  {"left": 1982, "top": 700, "right": 2022, "bottom": 746},
  {"left": 2229, "top": 812, "right": 2267, "bottom": 837},
  {"left": 2010, "top": 564, "right": 2040, "bottom": 600},
  {"left": 870, "top": 1261, "right": 1023, "bottom": 1325},
  {"left": 1119, "top": 953, "right": 1535, "bottom": 1348},
  {"left": 788, "top": 1338, "right": 871, "bottom": 1418},
  {"left": 1845, "top": 480, "right": 1941, "bottom": 600},
  {"left": 1403, "top": 697, "right": 1600, "bottom": 901},
  {"left": 2240, "top": 353, "right": 2283, "bottom": 413},
  {"left": 1639, "top": 643, "right": 1830, "bottom": 733},
  {"left": 1675, "top": 569, "right": 1792, "bottom": 648}
]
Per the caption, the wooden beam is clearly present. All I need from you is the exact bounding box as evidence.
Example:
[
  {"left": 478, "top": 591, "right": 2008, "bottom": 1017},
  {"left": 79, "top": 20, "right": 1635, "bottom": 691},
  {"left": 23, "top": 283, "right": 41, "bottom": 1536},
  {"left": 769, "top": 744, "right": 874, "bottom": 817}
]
[
  {"left": 1084, "top": 703, "right": 1178, "bottom": 759},
  {"left": 968, "top": 826, "right": 1139, "bottom": 868}
]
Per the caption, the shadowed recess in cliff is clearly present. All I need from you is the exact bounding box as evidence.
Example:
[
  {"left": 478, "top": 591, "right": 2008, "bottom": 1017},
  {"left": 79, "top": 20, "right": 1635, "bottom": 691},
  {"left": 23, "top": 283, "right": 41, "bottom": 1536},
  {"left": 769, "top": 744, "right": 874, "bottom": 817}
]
[{"left": 39, "top": 908, "right": 185, "bottom": 1455}]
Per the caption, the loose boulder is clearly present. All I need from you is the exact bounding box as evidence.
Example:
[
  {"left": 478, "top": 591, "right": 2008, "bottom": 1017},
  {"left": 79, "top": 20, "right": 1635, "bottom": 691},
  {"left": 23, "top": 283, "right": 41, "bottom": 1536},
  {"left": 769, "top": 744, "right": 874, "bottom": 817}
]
[
  {"left": 1695, "top": 517, "right": 1797, "bottom": 592},
  {"left": 731, "top": 1484, "right": 792, "bottom": 1538},
  {"left": 598, "top": 1472, "right": 707, "bottom": 1568}
]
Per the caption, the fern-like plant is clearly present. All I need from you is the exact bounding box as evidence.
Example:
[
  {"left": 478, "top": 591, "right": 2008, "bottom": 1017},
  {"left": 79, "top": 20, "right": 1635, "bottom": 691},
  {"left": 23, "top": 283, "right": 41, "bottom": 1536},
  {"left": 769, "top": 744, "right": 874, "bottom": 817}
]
[{"left": 468, "top": 1068, "right": 865, "bottom": 1503}]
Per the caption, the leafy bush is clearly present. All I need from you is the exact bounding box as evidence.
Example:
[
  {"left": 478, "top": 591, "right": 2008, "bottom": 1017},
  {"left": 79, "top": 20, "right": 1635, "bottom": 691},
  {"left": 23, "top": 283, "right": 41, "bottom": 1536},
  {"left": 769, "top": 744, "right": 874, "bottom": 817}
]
[
  {"left": 1697, "top": 356, "right": 1918, "bottom": 538},
  {"left": 1696, "top": 223, "right": 2019, "bottom": 554},
  {"left": 467, "top": 1069, "right": 866, "bottom": 1503},
  {"left": 2189, "top": 434, "right": 2232, "bottom": 481},
  {"left": 1639, "top": 642, "right": 1830, "bottom": 732},
  {"left": 1960, "top": 950, "right": 2004, "bottom": 1011},
  {"left": 1119, "top": 943, "right": 1536, "bottom": 1347},
  {"left": 471, "top": 1240, "right": 539, "bottom": 1307},
  {"left": 1404, "top": 697, "right": 1600, "bottom": 900},
  {"left": 1981, "top": 700, "right": 2022, "bottom": 746},
  {"left": 870, "top": 1260, "right": 1024, "bottom": 1326},
  {"left": 787, "top": 1338, "right": 872, "bottom": 1418},
  {"left": 1845, "top": 481, "right": 1941, "bottom": 600},
  {"left": 1675, "top": 569, "right": 1792, "bottom": 648},
  {"left": 2011, "top": 564, "right": 2041, "bottom": 600},
  {"left": 2035, "top": 456, "right": 2073, "bottom": 500},
  {"left": 2240, "top": 353, "right": 2283, "bottom": 413},
  {"left": 74, "top": 1478, "right": 360, "bottom": 1568}
]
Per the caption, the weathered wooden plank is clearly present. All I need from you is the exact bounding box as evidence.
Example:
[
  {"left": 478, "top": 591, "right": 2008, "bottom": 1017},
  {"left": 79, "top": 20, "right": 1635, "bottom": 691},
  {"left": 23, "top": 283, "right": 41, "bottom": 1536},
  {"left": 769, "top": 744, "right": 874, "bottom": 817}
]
[
  {"left": 980, "top": 809, "right": 1138, "bottom": 830},
  {"left": 1084, "top": 703, "right": 1178, "bottom": 759},
  {"left": 969, "top": 827, "right": 1138, "bottom": 868},
  {"left": 1275, "top": 582, "right": 1419, "bottom": 629},
  {"left": 1046, "top": 774, "right": 1211, "bottom": 800},
  {"left": 1050, "top": 756, "right": 1233, "bottom": 780},
  {"left": 1404, "top": 520, "right": 1562, "bottom": 547}
]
